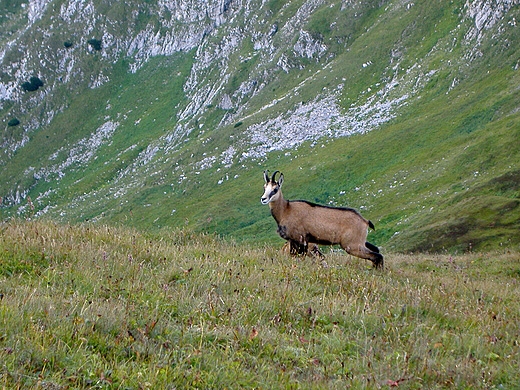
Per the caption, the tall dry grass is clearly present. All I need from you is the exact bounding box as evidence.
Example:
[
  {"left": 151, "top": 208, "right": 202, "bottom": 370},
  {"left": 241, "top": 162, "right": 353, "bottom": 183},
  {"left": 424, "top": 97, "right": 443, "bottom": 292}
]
[{"left": 1, "top": 220, "right": 519, "bottom": 388}]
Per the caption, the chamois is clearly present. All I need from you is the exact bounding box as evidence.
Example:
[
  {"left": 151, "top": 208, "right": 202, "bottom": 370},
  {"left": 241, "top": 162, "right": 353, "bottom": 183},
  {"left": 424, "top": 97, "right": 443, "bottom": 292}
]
[{"left": 261, "top": 170, "right": 384, "bottom": 269}]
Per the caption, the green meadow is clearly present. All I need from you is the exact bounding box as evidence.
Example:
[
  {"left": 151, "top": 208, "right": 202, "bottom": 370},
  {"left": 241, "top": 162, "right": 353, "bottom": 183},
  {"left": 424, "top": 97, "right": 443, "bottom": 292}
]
[{"left": 1, "top": 221, "right": 519, "bottom": 388}]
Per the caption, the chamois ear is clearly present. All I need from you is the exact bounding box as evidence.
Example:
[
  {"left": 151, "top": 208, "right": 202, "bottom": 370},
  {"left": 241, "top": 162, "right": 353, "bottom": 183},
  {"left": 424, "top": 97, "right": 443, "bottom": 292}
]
[
  {"left": 264, "top": 170, "right": 270, "bottom": 183},
  {"left": 279, "top": 173, "right": 284, "bottom": 188}
]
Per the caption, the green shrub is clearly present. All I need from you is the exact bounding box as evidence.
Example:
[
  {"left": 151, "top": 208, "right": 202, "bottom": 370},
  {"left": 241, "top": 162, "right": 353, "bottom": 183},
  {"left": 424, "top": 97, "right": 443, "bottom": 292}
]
[
  {"left": 64, "top": 41, "right": 73, "bottom": 48},
  {"left": 87, "top": 38, "right": 102, "bottom": 51},
  {"left": 30, "top": 76, "right": 43, "bottom": 88},
  {"left": 21, "top": 76, "right": 44, "bottom": 92},
  {"left": 8, "top": 118, "right": 20, "bottom": 127}
]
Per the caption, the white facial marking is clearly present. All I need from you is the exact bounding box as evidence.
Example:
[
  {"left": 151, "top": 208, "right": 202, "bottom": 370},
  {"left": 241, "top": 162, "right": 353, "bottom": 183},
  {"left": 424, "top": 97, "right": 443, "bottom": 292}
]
[{"left": 261, "top": 182, "right": 277, "bottom": 204}]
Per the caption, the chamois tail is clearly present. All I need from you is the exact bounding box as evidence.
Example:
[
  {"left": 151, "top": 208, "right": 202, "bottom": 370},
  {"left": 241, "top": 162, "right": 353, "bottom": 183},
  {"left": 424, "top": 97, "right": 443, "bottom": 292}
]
[{"left": 368, "top": 220, "right": 375, "bottom": 230}]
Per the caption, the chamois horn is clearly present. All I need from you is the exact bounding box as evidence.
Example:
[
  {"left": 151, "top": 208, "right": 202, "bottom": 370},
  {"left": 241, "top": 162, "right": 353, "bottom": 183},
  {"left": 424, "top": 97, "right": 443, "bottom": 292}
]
[{"left": 271, "top": 170, "right": 280, "bottom": 183}]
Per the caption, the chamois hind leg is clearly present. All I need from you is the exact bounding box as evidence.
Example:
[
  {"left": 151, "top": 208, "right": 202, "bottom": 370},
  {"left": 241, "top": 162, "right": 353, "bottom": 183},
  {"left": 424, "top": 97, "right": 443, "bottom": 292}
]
[
  {"left": 343, "top": 244, "right": 384, "bottom": 269},
  {"left": 365, "top": 242, "right": 380, "bottom": 253}
]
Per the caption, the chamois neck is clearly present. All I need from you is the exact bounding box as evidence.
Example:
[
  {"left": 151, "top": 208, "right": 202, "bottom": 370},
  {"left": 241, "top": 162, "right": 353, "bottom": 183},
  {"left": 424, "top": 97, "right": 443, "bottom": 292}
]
[{"left": 269, "top": 190, "right": 288, "bottom": 222}]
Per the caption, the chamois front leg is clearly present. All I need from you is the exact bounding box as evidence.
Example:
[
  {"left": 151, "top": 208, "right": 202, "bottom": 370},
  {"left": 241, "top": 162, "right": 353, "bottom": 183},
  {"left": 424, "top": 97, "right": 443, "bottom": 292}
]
[
  {"left": 289, "top": 240, "right": 308, "bottom": 256},
  {"left": 309, "top": 244, "right": 325, "bottom": 259},
  {"left": 282, "top": 240, "right": 324, "bottom": 259}
]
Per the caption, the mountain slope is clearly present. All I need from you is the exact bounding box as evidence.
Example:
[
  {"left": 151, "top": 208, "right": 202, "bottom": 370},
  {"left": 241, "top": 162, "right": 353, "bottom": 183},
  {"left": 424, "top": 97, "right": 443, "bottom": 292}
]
[{"left": 1, "top": 0, "right": 519, "bottom": 253}]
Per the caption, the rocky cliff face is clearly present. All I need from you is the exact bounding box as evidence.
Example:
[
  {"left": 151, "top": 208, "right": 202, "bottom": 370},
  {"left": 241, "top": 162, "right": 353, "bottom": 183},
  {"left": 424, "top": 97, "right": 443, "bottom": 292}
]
[{"left": 2, "top": 0, "right": 515, "bottom": 144}]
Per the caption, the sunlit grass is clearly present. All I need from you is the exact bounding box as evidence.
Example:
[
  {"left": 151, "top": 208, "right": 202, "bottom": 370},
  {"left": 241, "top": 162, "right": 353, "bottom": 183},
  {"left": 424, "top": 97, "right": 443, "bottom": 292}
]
[{"left": 1, "top": 220, "right": 519, "bottom": 388}]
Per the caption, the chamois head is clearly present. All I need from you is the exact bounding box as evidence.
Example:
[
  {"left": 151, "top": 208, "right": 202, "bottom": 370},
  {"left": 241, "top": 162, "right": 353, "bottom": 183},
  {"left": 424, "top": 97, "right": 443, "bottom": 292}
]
[{"left": 261, "top": 170, "right": 284, "bottom": 204}]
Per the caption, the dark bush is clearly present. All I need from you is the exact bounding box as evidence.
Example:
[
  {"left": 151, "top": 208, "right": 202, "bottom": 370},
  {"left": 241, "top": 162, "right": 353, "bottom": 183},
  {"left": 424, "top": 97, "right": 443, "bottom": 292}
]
[
  {"left": 64, "top": 41, "right": 73, "bottom": 48},
  {"left": 21, "top": 76, "right": 44, "bottom": 92},
  {"left": 87, "top": 38, "right": 102, "bottom": 51},
  {"left": 29, "top": 76, "right": 43, "bottom": 88},
  {"left": 21, "top": 81, "right": 37, "bottom": 91},
  {"left": 8, "top": 118, "right": 20, "bottom": 127}
]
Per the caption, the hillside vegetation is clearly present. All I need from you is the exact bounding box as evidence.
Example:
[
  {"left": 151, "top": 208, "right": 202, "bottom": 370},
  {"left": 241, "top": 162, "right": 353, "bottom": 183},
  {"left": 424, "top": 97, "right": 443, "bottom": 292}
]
[
  {"left": 0, "top": 0, "right": 519, "bottom": 252},
  {"left": 1, "top": 221, "right": 520, "bottom": 388}
]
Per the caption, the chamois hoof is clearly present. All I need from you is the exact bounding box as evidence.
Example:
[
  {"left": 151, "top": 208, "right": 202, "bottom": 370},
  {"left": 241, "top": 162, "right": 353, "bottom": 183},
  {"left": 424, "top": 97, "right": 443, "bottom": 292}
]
[{"left": 373, "top": 254, "right": 384, "bottom": 269}]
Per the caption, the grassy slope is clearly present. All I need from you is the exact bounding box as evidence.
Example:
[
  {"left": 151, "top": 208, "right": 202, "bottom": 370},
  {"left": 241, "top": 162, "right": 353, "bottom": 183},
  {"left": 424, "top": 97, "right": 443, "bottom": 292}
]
[
  {"left": 0, "top": 0, "right": 519, "bottom": 253},
  {"left": 1, "top": 221, "right": 519, "bottom": 388}
]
